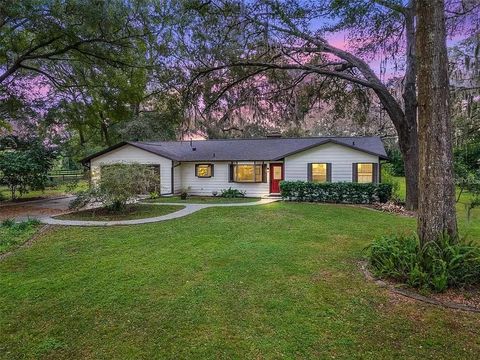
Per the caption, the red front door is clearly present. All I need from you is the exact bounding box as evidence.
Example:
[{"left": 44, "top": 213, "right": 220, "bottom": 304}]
[{"left": 270, "top": 163, "right": 284, "bottom": 193}]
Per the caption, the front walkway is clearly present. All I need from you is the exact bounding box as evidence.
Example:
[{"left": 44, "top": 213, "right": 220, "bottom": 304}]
[{"left": 38, "top": 198, "right": 279, "bottom": 227}]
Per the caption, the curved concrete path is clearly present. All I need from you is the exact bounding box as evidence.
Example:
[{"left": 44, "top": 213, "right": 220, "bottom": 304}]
[{"left": 39, "top": 198, "right": 279, "bottom": 227}]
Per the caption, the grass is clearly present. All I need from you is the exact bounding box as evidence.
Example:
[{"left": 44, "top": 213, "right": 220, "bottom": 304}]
[
  {"left": 391, "top": 176, "right": 480, "bottom": 236},
  {"left": 0, "top": 181, "right": 88, "bottom": 203},
  {"left": 147, "top": 195, "right": 260, "bottom": 204},
  {"left": 0, "top": 201, "right": 479, "bottom": 359},
  {"left": 0, "top": 219, "right": 41, "bottom": 254},
  {"left": 55, "top": 204, "right": 184, "bottom": 221}
]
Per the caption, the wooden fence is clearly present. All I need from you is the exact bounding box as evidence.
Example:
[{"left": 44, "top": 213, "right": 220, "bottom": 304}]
[{"left": 48, "top": 169, "right": 86, "bottom": 182}]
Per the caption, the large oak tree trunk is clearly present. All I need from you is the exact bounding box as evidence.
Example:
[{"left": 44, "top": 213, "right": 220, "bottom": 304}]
[
  {"left": 416, "top": 0, "right": 457, "bottom": 244},
  {"left": 402, "top": 0, "right": 419, "bottom": 211}
]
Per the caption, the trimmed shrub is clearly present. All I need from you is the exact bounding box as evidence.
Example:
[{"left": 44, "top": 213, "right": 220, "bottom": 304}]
[
  {"left": 280, "top": 181, "right": 392, "bottom": 204},
  {"left": 368, "top": 234, "right": 480, "bottom": 292}
]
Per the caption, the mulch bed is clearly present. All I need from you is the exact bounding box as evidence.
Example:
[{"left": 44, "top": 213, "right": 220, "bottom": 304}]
[{"left": 359, "top": 261, "right": 480, "bottom": 313}]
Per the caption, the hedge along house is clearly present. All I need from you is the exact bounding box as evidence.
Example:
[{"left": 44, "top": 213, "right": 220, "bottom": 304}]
[{"left": 81, "top": 136, "right": 388, "bottom": 197}]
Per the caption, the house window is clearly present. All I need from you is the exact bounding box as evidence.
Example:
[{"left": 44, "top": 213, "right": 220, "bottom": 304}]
[
  {"left": 273, "top": 166, "right": 282, "bottom": 180},
  {"left": 312, "top": 163, "right": 327, "bottom": 183},
  {"left": 308, "top": 163, "right": 331, "bottom": 182},
  {"left": 195, "top": 164, "right": 213, "bottom": 178},
  {"left": 356, "top": 163, "right": 374, "bottom": 183},
  {"left": 231, "top": 164, "right": 264, "bottom": 183}
]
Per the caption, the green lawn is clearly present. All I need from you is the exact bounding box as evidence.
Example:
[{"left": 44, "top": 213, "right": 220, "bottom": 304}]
[
  {"left": 56, "top": 204, "right": 184, "bottom": 221},
  {"left": 1, "top": 202, "right": 479, "bottom": 359},
  {"left": 392, "top": 176, "right": 480, "bottom": 236},
  {"left": 0, "top": 220, "right": 40, "bottom": 254},
  {"left": 147, "top": 195, "right": 260, "bottom": 204},
  {"left": 0, "top": 181, "right": 88, "bottom": 203}
]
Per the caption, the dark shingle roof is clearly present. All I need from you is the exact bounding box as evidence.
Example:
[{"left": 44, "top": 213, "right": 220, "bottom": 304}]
[{"left": 82, "top": 136, "right": 388, "bottom": 163}]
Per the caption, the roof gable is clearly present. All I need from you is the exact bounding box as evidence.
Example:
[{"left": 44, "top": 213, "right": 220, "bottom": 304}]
[{"left": 275, "top": 138, "right": 388, "bottom": 160}]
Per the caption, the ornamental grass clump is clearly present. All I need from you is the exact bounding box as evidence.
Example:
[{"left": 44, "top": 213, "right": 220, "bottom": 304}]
[{"left": 368, "top": 234, "right": 480, "bottom": 292}]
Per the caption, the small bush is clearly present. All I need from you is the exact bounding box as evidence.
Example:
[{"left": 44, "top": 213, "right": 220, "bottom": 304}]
[
  {"left": 180, "top": 191, "right": 188, "bottom": 200},
  {"left": 280, "top": 181, "right": 392, "bottom": 204},
  {"left": 368, "top": 234, "right": 480, "bottom": 292},
  {"left": 149, "top": 191, "right": 160, "bottom": 200},
  {"left": 220, "top": 187, "right": 246, "bottom": 198},
  {"left": 1, "top": 219, "right": 15, "bottom": 228}
]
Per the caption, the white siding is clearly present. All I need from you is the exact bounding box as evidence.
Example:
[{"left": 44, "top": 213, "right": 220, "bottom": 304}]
[
  {"left": 284, "top": 142, "right": 379, "bottom": 182},
  {"left": 179, "top": 162, "right": 270, "bottom": 197},
  {"left": 173, "top": 163, "right": 182, "bottom": 193},
  {"left": 90, "top": 144, "right": 173, "bottom": 195}
]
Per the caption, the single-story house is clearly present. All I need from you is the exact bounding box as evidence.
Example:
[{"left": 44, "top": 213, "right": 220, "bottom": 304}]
[{"left": 81, "top": 136, "right": 388, "bottom": 197}]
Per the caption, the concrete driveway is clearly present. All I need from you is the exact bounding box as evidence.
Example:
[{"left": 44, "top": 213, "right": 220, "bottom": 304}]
[{"left": 0, "top": 196, "right": 75, "bottom": 221}]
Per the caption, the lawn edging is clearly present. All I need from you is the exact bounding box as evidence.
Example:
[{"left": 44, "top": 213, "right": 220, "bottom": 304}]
[{"left": 359, "top": 261, "right": 480, "bottom": 313}]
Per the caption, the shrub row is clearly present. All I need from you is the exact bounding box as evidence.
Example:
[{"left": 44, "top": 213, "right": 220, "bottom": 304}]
[{"left": 280, "top": 181, "right": 392, "bottom": 204}]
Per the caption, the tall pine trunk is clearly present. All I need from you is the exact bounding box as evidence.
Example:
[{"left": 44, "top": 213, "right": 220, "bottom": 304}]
[{"left": 416, "top": 0, "right": 457, "bottom": 244}]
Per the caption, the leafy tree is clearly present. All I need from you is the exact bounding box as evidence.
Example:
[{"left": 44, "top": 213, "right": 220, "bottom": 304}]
[
  {"left": 0, "top": 143, "right": 56, "bottom": 199},
  {"left": 183, "top": 0, "right": 477, "bottom": 210},
  {"left": 1, "top": 0, "right": 182, "bottom": 159},
  {"left": 0, "top": 0, "right": 152, "bottom": 85}
]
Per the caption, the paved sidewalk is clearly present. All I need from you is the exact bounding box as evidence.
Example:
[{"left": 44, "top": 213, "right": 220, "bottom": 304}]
[{"left": 38, "top": 198, "right": 280, "bottom": 227}]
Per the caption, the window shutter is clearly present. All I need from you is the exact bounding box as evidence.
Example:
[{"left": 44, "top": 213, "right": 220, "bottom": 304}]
[
  {"left": 352, "top": 163, "right": 358, "bottom": 182},
  {"left": 327, "top": 163, "right": 332, "bottom": 182},
  {"left": 373, "top": 163, "right": 379, "bottom": 183},
  {"left": 229, "top": 164, "right": 234, "bottom": 182},
  {"left": 211, "top": 164, "right": 214, "bottom": 177},
  {"left": 262, "top": 164, "right": 267, "bottom": 183},
  {"left": 307, "top": 163, "right": 312, "bottom": 181}
]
